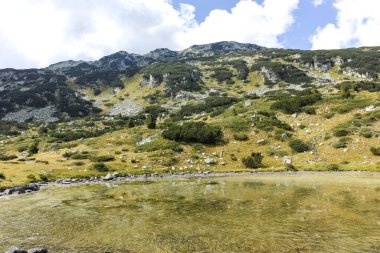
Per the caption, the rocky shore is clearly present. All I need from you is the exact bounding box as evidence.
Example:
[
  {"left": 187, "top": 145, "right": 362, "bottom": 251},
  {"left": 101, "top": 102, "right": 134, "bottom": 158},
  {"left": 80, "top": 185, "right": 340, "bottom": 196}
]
[{"left": 1, "top": 170, "right": 379, "bottom": 197}]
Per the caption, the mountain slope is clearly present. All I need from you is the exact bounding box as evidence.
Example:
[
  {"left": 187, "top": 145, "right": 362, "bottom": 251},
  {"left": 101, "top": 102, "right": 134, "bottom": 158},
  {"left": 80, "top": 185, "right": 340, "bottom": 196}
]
[{"left": 0, "top": 42, "right": 379, "bottom": 187}]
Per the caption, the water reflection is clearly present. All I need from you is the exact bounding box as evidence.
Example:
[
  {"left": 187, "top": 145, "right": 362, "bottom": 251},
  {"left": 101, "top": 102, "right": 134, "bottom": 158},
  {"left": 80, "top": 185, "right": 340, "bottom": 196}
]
[{"left": 0, "top": 174, "right": 379, "bottom": 252}]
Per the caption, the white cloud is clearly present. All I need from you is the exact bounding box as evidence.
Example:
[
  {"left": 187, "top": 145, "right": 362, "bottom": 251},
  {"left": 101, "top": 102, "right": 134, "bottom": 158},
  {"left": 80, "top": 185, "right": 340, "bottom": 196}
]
[
  {"left": 310, "top": 0, "right": 380, "bottom": 49},
  {"left": 312, "top": 0, "right": 324, "bottom": 7},
  {"left": 0, "top": 0, "right": 299, "bottom": 69},
  {"left": 177, "top": 0, "right": 299, "bottom": 49}
]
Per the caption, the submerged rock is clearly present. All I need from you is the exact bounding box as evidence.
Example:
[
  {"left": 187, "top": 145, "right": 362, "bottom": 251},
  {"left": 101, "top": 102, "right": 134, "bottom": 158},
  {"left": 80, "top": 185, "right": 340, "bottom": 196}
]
[{"left": 4, "top": 247, "right": 48, "bottom": 253}]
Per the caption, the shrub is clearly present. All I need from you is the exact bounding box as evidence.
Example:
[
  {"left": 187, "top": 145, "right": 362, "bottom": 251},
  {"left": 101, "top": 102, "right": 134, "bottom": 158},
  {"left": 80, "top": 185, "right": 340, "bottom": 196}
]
[
  {"left": 233, "top": 134, "right": 249, "bottom": 141},
  {"left": 230, "top": 154, "right": 238, "bottom": 161},
  {"left": 289, "top": 139, "right": 310, "bottom": 153},
  {"left": 28, "top": 141, "right": 39, "bottom": 155},
  {"left": 0, "top": 154, "right": 18, "bottom": 161},
  {"left": 90, "top": 155, "right": 115, "bottom": 162},
  {"left": 17, "top": 145, "right": 29, "bottom": 153},
  {"left": 27, "top": 174, "right": 38, "bottom": 183},
  {"left": 327, "top": 164, "right": 340, "bottom": 171},
  {"left": 285, "top": 164, "right": 297, "bottom": 171},
  {"left": 333, "top": 137, "right": 351, "bottom": 149},
  {"left": 162, "top": 122, "right": 223, "bottom": 144},
  {"left": 242, "top": 152, "right": 263, "bottom": 169},
  {"left": 146, "top": 116, "right": 156, "bottom": 129},
  {"left": 0, "top": 172, "right": 5, "bottom": 180},
  {"left": 92, "top": 163, "right": 109, "bottom": 172},
  {"left": 72, "top": 161, "right": 86, "bottom": 166},
  {"left": 334, "top": 129, "right": 350, "bottom": 137},
  {"left": 304, "top": 107, "right": 316, "bottom": 115},
  {"left": 370, "top": 147, "right": 380, "bottom": 156},
  {"left": 39, "top": 173, "right": 53, "bottom": 182},
  {"left": 323, "top": 112, "right": 335, "bottom": 119},
  {"left": 270, "top": 90, "right": 322, "bottom": 114},
  {"left": 360, "top": 129, "right": 373, "bottom": 138}
]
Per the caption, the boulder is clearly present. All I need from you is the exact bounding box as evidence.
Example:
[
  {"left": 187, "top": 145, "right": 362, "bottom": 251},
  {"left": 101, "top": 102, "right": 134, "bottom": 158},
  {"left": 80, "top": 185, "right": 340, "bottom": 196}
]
[
  {"left": 102, "top": 173, "right": 115, "bottom": 181},
  {"left": 204, "top": 158, "right": 216, "bottom": 165},
  {"left": 28, "top": 249, "right": 48, "bottom": 253},
  {"left": 5, "top": 247, "right": 27, "bottom": 253},
  {"left": 365, "top": 105, "right": 377, "bottom": 112},
  {"left": 282, "top": 156, "right": 292, "bottom": 164},
  {"left": 281, "top": 133, "right": 289, "bottom": 140}
]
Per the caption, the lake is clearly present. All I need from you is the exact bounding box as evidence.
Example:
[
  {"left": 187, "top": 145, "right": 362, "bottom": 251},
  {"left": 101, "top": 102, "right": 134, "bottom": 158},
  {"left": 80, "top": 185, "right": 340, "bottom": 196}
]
[{"left": 0, "top": 173, "right": 379, "bottom": 252}]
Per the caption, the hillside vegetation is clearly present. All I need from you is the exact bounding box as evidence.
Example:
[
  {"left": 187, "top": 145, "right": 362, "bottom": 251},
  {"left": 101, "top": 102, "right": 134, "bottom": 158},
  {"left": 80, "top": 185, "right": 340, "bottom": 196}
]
[{"left": 0, "top": 42, "right": 379, "bottom": 187}]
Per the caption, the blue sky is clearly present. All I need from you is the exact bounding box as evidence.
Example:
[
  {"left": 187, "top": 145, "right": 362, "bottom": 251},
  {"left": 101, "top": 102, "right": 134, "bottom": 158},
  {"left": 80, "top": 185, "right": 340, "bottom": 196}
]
[
  {"left": 0, "top": 0, "right": 380, "bottom": 68},
  {"left": 173, "top": 0, "right": 336, "bottom": 49}
]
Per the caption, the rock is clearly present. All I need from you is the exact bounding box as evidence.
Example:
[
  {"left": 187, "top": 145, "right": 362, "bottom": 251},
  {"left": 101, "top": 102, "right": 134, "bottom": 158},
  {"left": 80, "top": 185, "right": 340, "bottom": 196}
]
[
  {"left": 365, "top": 105, "right": 377, "bottom": 112},
  {"left": 5, "top": 247, "right": 27, "bottom": 253},
  {"left": 257, "top": 139, "right": 266, "bottom": 144},
  {"left": 220, "top": 162, "right": 226, "bottom": 166},
  {"left": 103, "top": 173, "right": 115, "bottom": 181},
  {"left": 108, "top": 100, "right": 143, "bottom": 117},
  {"left": 282, "top": 156, "right": 292, "bottom": 164},
  {"left": 292, "top": 113, "right": 298, "bottom": 118},
  {"left": 204, "top": 158, "right": 216, "bottom": 165},
  {"left": 244, "top": 100, "right": 252, "bottom": 107},
  {"left": 306, "top": 129, "right": 311, "bottom": 135},
  {"left": 281, "top": 133, "right": 289, "bottom": 140},
  {"left": 27, "top": 248, "right": 48, "bottom": 253}
]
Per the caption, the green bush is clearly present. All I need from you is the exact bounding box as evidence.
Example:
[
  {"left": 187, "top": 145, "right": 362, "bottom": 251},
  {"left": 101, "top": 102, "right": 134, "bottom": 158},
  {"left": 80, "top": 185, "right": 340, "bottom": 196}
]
[
  {"left": 90, "top": 155, "right": 115, "bottom": 162},
  {"left": 289, "top": 139, "right": 310, "bottom": 153},
  {"left": 370, "top": 147, "right": 380, "bottom": 156},
  {"left": 360, "top": 129, "right": 373, "bottom": 138},
  {"left": 323, "top": 112, "right": 335, "bottom": 119},
  {"left": 211, "top": 67, "right": 234, "bottom": 83},
  {"left": 334, "top": 129, "right": 350, "bottom": 137},
  {"left": 92, "top": 163, "right": 109, "bottom": 172},
  {"left": 304, "top": 106, "right": 316, "bottom": 115},
  {"left": 27, "top": 174, "right": 38, "bottom": 183},
  {"left": 146, "top": 116, "right": 156, "bottom": 129},
  {"left": 270, "top": 90, "right": 322, "bottom": 114},
  {"left": 327, "top": 164, "right": 340, "bottom": 171},
  {"left": 285, "top": 164, "right": 297, "bottom": 171},
  {"left": 0, "top": 154, "right": 18, "bottom": 161},
  {"left": 242, "top": 152, "right": 263, "bottom": 169},
  {"left": 233, "top": 134, "right": 249, "bottom": 141},
  {"left": 333, "top": 137, "right": 351, "bottom": 149},
  {"left": 163, "top": 122, "right": 223, "bottom": 144},
  {"left": 28, "top": 141, "right": 39, "bottom": 155}
]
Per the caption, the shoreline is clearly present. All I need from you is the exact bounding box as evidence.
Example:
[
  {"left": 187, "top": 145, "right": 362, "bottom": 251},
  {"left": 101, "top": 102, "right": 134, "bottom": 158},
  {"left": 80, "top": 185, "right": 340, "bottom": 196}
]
[{"left": 1, "top": 170, "right": 380, "bottom": 197}]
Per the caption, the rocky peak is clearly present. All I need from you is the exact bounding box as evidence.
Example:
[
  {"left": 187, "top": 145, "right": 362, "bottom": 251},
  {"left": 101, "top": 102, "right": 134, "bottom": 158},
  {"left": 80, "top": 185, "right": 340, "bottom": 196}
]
[
  {"left": 144, "top": 48, "right": 178, "bottom": 62},
  {"left": 179, "top": 41, "right": 265, "bottom": 58}
]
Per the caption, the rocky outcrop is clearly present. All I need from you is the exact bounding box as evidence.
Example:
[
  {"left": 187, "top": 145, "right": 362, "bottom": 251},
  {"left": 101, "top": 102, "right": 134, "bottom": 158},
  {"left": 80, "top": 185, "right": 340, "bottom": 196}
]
[
  {"left": 0, "top": 183, "right": 40, "bottom": 196},
  {"left": 108, "top": 100, "right": 143, "bottom": 117}
]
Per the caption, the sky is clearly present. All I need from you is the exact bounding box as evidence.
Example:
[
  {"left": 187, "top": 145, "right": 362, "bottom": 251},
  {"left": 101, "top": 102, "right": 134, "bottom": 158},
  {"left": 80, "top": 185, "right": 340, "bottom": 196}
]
[{"left": 0, "top": 0, "right": 379, "bottom": 69}]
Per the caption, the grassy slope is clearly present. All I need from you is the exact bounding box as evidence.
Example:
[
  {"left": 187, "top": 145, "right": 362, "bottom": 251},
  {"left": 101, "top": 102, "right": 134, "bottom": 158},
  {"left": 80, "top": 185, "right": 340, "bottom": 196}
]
[{"left": 1, "top": 55, "right": 380, "bottom": 188}]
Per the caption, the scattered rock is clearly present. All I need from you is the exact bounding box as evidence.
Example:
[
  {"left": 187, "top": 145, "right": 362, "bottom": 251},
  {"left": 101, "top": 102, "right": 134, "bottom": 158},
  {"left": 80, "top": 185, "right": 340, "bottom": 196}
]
[
  {"left": 282, "top": 156, "right": 292, "bottom": 164},
  {"left": 365, "top": 105, "right": 377, "bottom": 112},
  {"left": 244, "top": 100, "right": 252, "bottom": 107},
  {"left": 103, "top": 173, "right": 115, "bottom": 181},
  {"left": 281, "top": 133, "right": 289, "bottom": 140},
  {"left": 108, "top": 100, "right": 143, "bottom": 117},
  {"left": 204, "top": 158, "right": 216, "bottom": 165}
]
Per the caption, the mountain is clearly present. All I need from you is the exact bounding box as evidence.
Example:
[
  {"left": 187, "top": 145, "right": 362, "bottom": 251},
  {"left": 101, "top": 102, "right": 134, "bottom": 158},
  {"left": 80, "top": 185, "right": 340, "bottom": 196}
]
[{"left": 0, "top": 42, "right": 380, "bottom": 187}]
